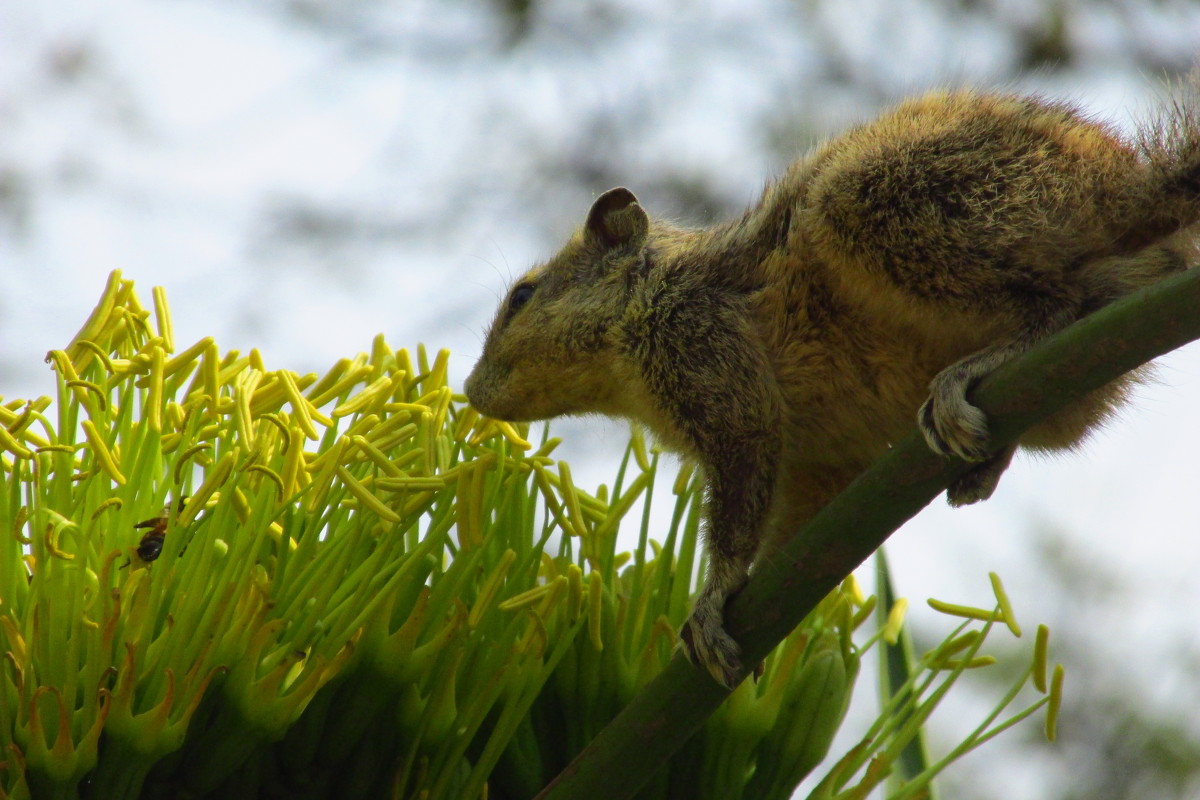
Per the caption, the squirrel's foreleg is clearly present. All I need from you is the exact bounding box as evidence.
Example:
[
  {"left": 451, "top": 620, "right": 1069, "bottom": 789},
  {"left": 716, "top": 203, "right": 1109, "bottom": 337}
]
[{"left": 640, "top": 303, "right": 782, "bottom": 689}]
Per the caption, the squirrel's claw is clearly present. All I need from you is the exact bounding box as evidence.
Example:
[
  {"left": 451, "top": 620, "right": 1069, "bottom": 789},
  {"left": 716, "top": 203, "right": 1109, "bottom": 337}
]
[
  {"left": 918, "top": 367, "right": 993, "bottom": 463},
  {"left": 920, "top": 359, "right": 1022, "bottom": 506},
  {"left": 678, "top": 588, "right": 743, "bottom": 690}
]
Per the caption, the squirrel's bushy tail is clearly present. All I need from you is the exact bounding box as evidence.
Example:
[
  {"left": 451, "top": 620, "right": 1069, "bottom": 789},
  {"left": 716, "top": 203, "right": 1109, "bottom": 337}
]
[
  {"left": 1132, "top": 69, "right": 1200, "bottom": 244},
  {"left": 1081, "top": 74, "right": 1200, "bottom": 308}
]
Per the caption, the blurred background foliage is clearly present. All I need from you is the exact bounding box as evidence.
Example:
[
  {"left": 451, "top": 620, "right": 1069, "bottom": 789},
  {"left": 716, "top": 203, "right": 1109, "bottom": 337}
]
[{"left": 2, "top": 1, "right": 1200, "bottom": 798}]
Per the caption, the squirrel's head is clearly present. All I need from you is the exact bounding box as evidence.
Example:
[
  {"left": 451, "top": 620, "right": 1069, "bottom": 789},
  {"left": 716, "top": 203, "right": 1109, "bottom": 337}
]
[{"left": 466, "top": 187, "right": 650, "bottom": 421}]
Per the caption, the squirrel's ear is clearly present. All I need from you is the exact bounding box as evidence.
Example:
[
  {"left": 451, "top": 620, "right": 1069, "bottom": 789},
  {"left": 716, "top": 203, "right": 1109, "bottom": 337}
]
[{"left": 584, "top": 187, "right": 649, "bottom": 249}]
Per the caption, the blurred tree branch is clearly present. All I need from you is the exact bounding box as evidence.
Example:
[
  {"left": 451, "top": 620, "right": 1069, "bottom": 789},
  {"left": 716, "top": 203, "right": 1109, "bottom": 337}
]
[{"left": 535, "top": 264, "right": 1200, "bottom": 800}]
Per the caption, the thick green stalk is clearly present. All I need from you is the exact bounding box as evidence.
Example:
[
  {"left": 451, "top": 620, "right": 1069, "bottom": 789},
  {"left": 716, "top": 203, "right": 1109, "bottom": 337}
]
[{"left": 535, "top": 266, "right": 1200, "bottom": 800}]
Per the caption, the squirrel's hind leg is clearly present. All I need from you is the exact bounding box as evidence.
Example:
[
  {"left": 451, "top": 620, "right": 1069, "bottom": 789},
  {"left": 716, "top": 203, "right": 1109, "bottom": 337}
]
[
  {"left": 677, "top": 555, "right": 751, "bottom": 688},
  {"left": 919, "top": 299, "right": 1080, "bottom": 465},
  {"left": 921, "top": 241, "right": 1194, "bottom": 493}
]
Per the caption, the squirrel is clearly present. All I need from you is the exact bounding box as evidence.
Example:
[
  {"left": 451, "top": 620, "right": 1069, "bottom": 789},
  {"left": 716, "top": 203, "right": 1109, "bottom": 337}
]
[{"left": 464, "top": 86, "right": 1200, "bottom": 689}]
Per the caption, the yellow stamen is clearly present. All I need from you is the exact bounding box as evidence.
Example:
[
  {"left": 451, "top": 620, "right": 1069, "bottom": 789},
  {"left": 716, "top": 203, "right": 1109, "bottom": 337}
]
[
  {"left": 180, "top": 451, "right": 237, "bottom": 526},
  {"left": 498, "top": 582, "right": 555, "bottom": 612},
  {"left": 557, "top": 462, "right": 588, "bottom": 540},
  {"left": 937, "top": 655, "right": 996, "bottom": 670},
  {"left": 246, "top": 465, "right": 286, "bottom": 497},
  {"left": 280, "top": 426, "right": 305, "bottom": 498},
  {"left": 0, "top": 426, "right": 33, "bottom": 460},
  {"left": 1033, "top": 624, "right": 1050, "bottom": 693},
  {"left": 249, "top": 348, "right": 266, "bottom": 372},
  {"left": 202, "top": 340, "right": 221, "bottom": 418},
  {"left": 333, "top": 374, "right": 400, "bottom": 418},
  {"left": 926, "top": 598, "right": 996, "bottom": 622},
  {"left": 567, "top": 564, "right": 584, "bottom": 623},
  {"left": 842, "top": 573, "right": 866, "bottom": 607},
  {"left": 532, "top": 468, "right": 574, "bottom": 539},
  {"left": 590, "top": 471, "right": 651, "bottom": 543},
  {"left": 470, "top": 550, "right": 516, "bottom": 626},
  {"left": 146, "top": 346, "right": 165, "bottom": 432},
  {"left": 306, "top": 437, "right": 346, "bottom": 513},
  {"left": 65, "top": 380, "right": 107, "bottom": 411},
  {"left": 152, "top": 286, "right": 174, "bottom": 352},
  {"left": 672, "top": 462, "right": 695, "bottom": 495},
  {"left": 336, "top": 466, "right": 401, "bottom": 523},
  {"left": 163, "top": 336, "right": 213, "bottom": 378},
  {"left": 351, "top": 435, "right": 404, "bottom": 478},
  {"left": 173, "top": 443, "right": 212, "bottom": 486},
  {"left": 883, "top": 598, "right": 908, "bottom": 645},
  {"left": 453, "top": 405, "right": 481, "bottom": 442},
  {"left": 989, "top": 572, "right": 1022, "bottom": 637},
  {"left": 373, "top": 476, "right": 447, "bottom": 492},
  {"left": 307, "top": 362, "right": 373, "bottom": 409},
  {"left": 81, "top": 420, "right": 125, "bottom": 484},
  {"left": 493, "top": 421, "right": 531, "bottom": 450},
  {"left": 233, "top": 369, "right": 263, "bottom": 448},
  {"left": 279, "top": 369, "right": 327, "bottom": 438},
  {"left": 1046, "top": 663, "right": 1065, "bottom": 741},
  {"left": 923, "top": 630, "right": 980, "bottom": 663},
  {"left": 90, "top": 497, "right": 123, "bottom": 519},
  {"left": 73, "top": 340, "right": 116, "bottom": 374},
  {"left": 630, "top": 425, "right": 651, "bottom": 471}
]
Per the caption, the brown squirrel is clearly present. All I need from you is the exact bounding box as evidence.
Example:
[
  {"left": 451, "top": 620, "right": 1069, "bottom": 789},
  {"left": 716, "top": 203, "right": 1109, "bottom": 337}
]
[{"left": 465, "top": 86, "right": 1200, "bottom": 688}]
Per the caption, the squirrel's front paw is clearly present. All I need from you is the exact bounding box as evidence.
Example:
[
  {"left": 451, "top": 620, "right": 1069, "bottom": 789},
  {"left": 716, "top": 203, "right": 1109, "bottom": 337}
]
[
  {"left": 918, "top": 366, "right": 992, "bottom": 462},
  {"left": 677, "top": 588, "right": 743, "bottom": 689}
]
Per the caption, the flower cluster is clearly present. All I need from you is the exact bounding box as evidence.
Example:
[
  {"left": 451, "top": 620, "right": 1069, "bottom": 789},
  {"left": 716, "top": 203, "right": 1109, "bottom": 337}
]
[{"left": 0, "top": 272, "right": 1060, "bottom": 800}]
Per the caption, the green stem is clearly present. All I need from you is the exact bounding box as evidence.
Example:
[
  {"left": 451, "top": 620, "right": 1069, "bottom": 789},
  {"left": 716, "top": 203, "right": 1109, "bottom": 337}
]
[
  {"left": 892, "top": 694, "right": 1050, "bottom": 800},
  {"left": 534, "top": 265, "right": 1200, "bottom": 800}
]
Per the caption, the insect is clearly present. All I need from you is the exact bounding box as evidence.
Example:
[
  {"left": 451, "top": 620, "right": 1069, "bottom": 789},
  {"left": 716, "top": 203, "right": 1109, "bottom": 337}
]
[{"left": 132, "top": 496, "right": 189, "bottom": 563}]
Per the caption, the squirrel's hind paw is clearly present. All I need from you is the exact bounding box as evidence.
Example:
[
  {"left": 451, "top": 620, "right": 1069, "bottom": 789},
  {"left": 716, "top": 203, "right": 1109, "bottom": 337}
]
[
  {"left": 918, "top": 369, "right": 992, "bottom": 462},
  {"left": 946, "top": 444, "right": 1016, "bottom": 506},
  {"left": 678, "top": 595, "right": 743, "bottom": 689}
]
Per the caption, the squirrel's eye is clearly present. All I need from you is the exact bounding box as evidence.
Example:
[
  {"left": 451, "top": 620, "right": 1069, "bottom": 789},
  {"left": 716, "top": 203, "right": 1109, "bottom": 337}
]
[{"left": 509, "top": 283, "right": 536, "bottom": 313}]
